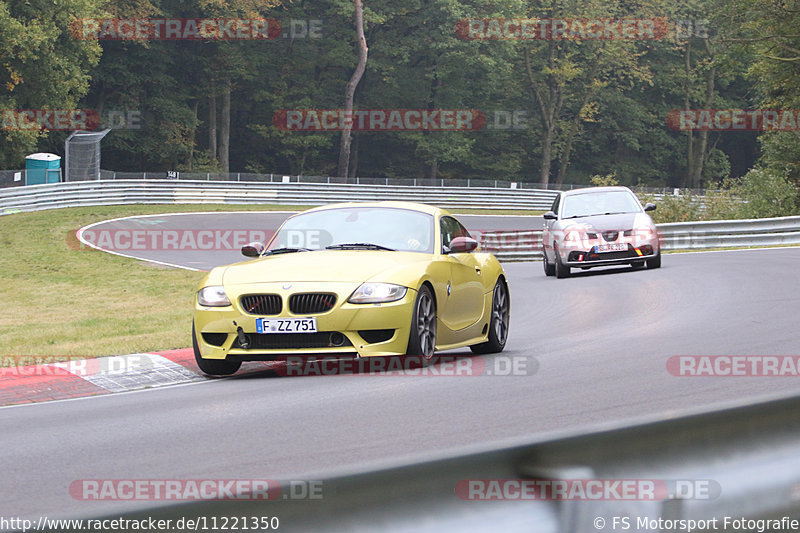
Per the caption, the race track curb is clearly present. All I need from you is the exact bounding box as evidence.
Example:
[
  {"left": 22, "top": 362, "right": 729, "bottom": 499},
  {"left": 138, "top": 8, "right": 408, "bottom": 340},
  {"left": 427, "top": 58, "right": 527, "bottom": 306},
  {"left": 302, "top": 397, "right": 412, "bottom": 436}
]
[{"left": 0, "top": 349, "right": 278, "bottom": 407}]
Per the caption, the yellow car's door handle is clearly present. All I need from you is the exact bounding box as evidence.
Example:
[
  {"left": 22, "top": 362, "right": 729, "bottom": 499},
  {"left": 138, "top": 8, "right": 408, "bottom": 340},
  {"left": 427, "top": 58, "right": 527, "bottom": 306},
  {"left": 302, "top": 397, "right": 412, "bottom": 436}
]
[{"left": 475, "top": 266, "right": 481, "bottom": 275}]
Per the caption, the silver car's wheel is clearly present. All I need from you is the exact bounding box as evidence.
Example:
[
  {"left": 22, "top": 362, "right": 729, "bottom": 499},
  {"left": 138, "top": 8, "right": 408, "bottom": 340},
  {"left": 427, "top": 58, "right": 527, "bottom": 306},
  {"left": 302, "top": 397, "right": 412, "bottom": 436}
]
[
  {"left": 647, "top": 250, "right": 662, "bottom": 269},
  {"left": 471, "top": 279, "right": 510, "bottom": 354},
  {"left": 406, "top": 285, "right": 436, "bottom": 360},
  {"left": 542, "top": 247, "right": 555, "bottom": 276},
  {"left": 554, "top": 245, "right": 571, "bottom": 279}
]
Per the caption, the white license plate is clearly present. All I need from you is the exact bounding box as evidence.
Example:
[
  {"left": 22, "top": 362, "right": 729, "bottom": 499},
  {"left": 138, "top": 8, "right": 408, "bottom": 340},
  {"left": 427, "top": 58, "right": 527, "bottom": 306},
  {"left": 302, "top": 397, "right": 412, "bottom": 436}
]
[
  {"left": 596, "top": 243, "right": 627, "bottom": 253},
  {"left": 256, "top": 317, "right": 317, "bottom": 334}
]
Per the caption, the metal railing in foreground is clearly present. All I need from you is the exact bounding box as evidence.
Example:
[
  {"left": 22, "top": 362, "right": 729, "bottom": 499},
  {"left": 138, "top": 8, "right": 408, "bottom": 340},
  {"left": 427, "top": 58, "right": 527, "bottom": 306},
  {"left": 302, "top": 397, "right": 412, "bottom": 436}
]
[{"left": 55, "top": 393, "right": 800, "bottom": 533}]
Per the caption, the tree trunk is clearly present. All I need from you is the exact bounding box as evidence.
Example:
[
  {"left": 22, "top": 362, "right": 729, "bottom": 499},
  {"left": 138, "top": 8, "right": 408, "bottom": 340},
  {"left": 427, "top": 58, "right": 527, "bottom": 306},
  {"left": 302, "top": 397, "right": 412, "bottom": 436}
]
[
  {"left": 337, "top": 0, "right": 368, "bottom": 178},
  {"left": 220, "top": 78, "right": 231, "bottom": 175},
  {"left": 188, "top": 100, "right": 198, "bottom": 171},
  {"left": 685, "top": 39, "right": 716, "bottom": 188},
  {"left": 209, "top": 92, "right": 217, "bottom": 162},
  {"left": 424, "top": 159, "right": 438, "bottom": 180},
  {"left": 349, "top": 135, "right": 359, "bottom": 178},
  {"left": 526, "top": 45, "right": 562, "bottom": 188},
  {"left": 556, "top": 59, "right": 602, "bottom": 185}
]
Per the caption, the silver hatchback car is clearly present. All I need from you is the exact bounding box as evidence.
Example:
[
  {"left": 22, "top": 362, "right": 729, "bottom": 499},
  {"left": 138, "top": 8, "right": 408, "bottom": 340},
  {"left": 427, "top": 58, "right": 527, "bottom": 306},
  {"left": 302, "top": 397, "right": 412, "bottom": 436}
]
[{"left": 542, "top": 186, "right": 661, "bottom": 278}]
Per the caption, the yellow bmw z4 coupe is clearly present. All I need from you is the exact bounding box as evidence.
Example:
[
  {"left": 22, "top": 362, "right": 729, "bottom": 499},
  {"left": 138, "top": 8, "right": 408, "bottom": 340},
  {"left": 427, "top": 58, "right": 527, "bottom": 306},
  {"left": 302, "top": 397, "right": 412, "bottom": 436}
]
[{"left": 192, "top": 201, "right": 510, "bottom": 375}]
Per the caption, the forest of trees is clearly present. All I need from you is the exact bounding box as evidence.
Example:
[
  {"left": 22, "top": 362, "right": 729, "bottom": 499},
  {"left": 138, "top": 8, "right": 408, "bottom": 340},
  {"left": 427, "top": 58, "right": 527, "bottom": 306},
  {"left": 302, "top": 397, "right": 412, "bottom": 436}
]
[{"left": 2, "top": 0, "right": 800, "bottom": 190}]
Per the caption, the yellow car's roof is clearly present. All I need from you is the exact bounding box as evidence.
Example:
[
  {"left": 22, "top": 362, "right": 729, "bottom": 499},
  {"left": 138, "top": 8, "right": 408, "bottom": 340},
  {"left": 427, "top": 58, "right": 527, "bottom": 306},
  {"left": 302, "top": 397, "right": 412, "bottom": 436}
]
[{"left": 298, "top": 201, "right": 449, "bottom": 217}]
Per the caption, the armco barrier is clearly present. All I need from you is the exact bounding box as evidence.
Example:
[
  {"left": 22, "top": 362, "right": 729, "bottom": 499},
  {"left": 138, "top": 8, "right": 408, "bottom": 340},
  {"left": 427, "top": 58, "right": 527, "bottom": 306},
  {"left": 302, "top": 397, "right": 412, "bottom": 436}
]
[
  {"left": 2, "top": 180, "right": 797, "bottom": 260},
  {"left": 66, "top": 394, "right": 800, "bottom": 533},
  {"left": 0, "top": 179, "right": 558, "bottom": 213}
]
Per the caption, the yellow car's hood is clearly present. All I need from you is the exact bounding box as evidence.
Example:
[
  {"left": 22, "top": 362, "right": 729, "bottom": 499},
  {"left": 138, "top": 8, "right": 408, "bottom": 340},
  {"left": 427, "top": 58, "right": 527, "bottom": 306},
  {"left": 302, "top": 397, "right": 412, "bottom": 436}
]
[{"left": 220, "top": 250, "right": 432, "bottom": 285}]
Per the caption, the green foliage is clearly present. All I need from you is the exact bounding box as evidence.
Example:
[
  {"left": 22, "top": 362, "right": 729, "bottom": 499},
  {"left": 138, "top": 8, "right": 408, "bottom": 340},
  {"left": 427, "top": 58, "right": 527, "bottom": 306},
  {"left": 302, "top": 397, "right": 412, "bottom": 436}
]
[
  {"left": 733, "top": 168, "right": 798, "bottom": 219},
  {"left": 0, "top": 0, "right": 102, "bottom": 166},
  {"left": 638, "top": 168, "right": 798, "bottom": 223},
  {"left": 589, "top": 172, "right": 619, "bottom": 187},
  {"left": 0, "top": 0, "right": 795, "bottom": 204},
  {"left": 637, "top": 189, "right": 703, "bottom": 223}
]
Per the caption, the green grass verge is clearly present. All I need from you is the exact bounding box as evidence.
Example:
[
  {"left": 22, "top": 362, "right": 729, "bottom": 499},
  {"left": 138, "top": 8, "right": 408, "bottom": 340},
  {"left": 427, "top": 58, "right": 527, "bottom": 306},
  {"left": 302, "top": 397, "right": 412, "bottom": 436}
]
[
  {"left": 0, "top": 204, "right": 314, "bottom": 360},
  {"left": 0, "top": 203, "right": 541, "bottom": 360}
]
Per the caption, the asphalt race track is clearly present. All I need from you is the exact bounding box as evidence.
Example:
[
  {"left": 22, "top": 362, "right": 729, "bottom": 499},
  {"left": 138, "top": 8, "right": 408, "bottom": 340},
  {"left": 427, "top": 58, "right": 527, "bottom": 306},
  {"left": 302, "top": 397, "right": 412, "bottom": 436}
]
[
  {"left": 77, "top": 212, "right": 544, "bottom": 271},
  {"left": 3, "top": 210, "right": 800, "bottom": 521}
]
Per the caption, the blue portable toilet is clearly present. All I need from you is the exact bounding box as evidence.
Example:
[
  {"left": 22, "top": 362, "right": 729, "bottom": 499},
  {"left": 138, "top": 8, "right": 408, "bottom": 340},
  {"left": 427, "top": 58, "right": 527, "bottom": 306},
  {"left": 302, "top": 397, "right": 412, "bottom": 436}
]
[{"left": 25, "top": 153, "right": 61, "bottom": 185}]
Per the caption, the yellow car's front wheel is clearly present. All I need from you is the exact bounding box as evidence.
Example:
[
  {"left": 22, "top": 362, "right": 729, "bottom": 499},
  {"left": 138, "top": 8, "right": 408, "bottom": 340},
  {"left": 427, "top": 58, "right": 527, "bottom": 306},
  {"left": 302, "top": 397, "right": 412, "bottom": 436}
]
[
  {"left": 406, "top": 285, "right": 436, "bottom": 361},
  {"left": 193, "top": 323, "right": 242, "bottom": 376}
]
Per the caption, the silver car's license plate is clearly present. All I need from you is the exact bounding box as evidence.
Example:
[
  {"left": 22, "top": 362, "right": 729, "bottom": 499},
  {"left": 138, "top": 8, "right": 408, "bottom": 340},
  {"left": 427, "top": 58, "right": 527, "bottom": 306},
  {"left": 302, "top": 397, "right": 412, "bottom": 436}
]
[
  {"left": 596, "top": 243, "right": 627, "bottom": 252},
  {"left": 256, "top": 317, "right": 317, "bottom": 333}
]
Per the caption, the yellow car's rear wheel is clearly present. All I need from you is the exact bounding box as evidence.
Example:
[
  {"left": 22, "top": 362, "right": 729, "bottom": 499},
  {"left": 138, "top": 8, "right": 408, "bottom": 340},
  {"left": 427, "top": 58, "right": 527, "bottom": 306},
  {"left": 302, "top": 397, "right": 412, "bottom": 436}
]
[
  {"left": 192, "top": 323, "right": 242, "bottom": 376},
  {"left": 471, "top": 279, "right": 509, "bottom": 354}
]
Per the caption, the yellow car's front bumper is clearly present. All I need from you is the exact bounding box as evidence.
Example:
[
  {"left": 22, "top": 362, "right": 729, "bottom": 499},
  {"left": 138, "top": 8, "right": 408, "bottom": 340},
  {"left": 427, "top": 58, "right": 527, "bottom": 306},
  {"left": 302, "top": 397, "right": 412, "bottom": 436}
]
[{"left": 194, "top": 282, "right": 417, "bottom": 360}]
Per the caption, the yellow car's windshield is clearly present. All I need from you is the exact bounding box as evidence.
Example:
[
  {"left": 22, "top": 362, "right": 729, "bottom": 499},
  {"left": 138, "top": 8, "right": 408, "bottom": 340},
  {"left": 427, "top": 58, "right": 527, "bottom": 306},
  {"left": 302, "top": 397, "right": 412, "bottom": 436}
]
[{"left": 268, "top": 207, "right": 435, "bottom": 253}]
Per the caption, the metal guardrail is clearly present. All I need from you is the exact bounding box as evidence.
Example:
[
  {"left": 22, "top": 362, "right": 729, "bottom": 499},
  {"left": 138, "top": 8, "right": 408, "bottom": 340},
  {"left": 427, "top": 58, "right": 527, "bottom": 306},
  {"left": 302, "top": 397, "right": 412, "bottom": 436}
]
[
  {"left": 0, "top": 179, "right": 558, "bottom": 214},
  {"left": 2, "top": 180, "right": 797, "bottom": 259},
  {"left": 479, "top": 216, "right": 800, "bottom": 261},
  {"left": 1, "top": 168, "right": 725, "bottom": 195},
  {"left": 60, "top": 394, "right": 800, "bottom": 532}
]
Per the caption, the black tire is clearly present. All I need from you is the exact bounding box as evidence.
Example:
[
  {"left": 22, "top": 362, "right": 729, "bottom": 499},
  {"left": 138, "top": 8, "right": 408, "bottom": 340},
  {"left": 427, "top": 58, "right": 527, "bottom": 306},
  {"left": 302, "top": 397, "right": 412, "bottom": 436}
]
[
  {"left": 406, "top": 284, "right": 437, "bottom": 362},
  {"left": 542, "top": 248, "right": 555, "bottom": 276},
  {"left": 554, "top": 246, "right": 571, "bottom": 278},
  {"left": 193, "top": 323, "right": 242, "bottom": 376},
  {"left": 646, "top": 250, "right": 662, "bottom": 269},
  {"left": 470, "top": 279, "right": 510, "bottom": 354}
]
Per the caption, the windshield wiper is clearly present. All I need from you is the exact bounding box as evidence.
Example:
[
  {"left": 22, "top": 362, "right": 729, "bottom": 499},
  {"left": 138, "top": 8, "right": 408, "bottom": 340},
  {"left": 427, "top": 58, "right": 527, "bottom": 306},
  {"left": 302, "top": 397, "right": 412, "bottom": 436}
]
[
  {"left": 564, "top": 212, "right": 630, "bottom": 219},
  {"left": 264, "top": 247, "right": 311, "bottom": 256},
  {"left": 325, "top": 243, "right": 395, "bottom": 251}
]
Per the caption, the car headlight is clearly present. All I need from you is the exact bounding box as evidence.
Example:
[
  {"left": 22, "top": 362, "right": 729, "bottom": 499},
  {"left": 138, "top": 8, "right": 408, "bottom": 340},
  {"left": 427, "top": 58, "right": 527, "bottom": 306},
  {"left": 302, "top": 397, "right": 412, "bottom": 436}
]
[
  {"left": 632, "top": 227, "right": 655, "bottom": 240},
  {"left": 348, "top": 283, "right": 408, "bottom": 304},
  {"left": 564, "top": 230, "right": 582, "bottom": 246},
  {"left": 197, "top": 286, "right": 231, "bottom": 307}
]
